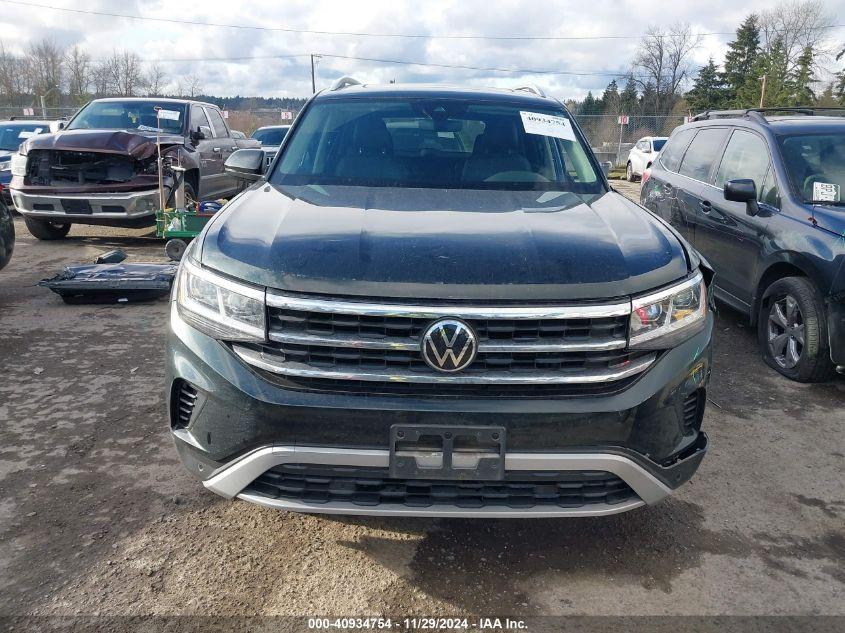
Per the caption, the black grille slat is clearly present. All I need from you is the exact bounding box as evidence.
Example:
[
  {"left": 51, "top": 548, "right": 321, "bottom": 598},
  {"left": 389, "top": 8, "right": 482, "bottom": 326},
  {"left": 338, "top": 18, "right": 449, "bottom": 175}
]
[
  {"left": 173, "top": 381, "right": 198, "bottom": 428},
  {"left": 247, "top": 464, "right": 636, "bottom": 509}
]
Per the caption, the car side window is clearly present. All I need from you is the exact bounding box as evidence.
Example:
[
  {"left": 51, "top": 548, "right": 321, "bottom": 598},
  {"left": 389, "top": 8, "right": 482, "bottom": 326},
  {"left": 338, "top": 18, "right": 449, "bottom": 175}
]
[
  {"left": 714, "top": 129, "right": 770, "bottom": 191},
  {"left": 206, "top": 108, "right": 229, "bottom": 138},
  {"left": 189, "top": 105, "right": 210, "bottom": 133},
  {"left": 659, "top": 128, "right": 696, "bottom": 172},
  {"left": 678, "top": 128, "right": 729, "bottom": 182},
  {"left": 759, "top": 167, "right": 781, "bottom": 209}
]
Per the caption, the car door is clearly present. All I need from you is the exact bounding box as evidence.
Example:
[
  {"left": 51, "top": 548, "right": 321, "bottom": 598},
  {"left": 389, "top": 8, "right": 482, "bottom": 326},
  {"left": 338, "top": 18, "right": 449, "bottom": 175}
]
[
  {"left": 643, "top": 127, "right": 699, "bottom": 244},
  {"left": 696, "top": 128, "right": 775, "bottom": 309},
  {"left": 189, "top": 105, "right": 222, "bottom": 199},
  {"left": 204, "top": 107, "right": 239, "bottom": 196}
]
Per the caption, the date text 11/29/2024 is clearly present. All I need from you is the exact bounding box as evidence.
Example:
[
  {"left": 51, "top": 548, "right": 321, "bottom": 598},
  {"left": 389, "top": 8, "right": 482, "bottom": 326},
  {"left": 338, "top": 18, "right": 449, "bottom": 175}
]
[{"left": 307, "top": 617, "right": 528, "bottom": 630}]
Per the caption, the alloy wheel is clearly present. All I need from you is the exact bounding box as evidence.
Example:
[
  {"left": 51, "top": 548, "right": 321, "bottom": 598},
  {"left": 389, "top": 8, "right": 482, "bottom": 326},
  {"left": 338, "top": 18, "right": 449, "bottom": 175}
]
[{"left": 767, "top": 294, "right": 805, "bottom": 369}]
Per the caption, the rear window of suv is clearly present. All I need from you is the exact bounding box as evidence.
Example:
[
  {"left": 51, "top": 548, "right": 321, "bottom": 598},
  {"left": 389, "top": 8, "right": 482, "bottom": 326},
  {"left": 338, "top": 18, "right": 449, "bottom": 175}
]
[{"left": 271, "top": 98, "right": 603, "bottom": 192}]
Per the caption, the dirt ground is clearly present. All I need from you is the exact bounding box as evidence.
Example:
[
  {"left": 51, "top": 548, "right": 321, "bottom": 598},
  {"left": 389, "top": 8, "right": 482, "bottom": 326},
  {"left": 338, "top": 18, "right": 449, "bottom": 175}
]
[{"left": 1, "top": 184, "right": 844, "bottom": 627}]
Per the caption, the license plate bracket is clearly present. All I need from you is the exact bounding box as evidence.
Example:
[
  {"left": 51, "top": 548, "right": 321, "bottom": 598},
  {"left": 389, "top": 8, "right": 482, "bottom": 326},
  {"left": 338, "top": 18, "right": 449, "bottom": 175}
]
[{"left": 389, "top": 424, "right": 506, "bottom": 480}]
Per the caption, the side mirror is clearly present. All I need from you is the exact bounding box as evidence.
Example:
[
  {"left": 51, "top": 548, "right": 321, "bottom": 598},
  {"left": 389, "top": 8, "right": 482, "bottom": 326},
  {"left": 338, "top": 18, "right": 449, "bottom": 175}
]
[
  {"left": 724, "top": 179, "right": 759, "bottom": 216},
  {"left": 224, "top": 148, "right": 265, "bottom": 181},
  {"left": 57, "top": 121, "right": 65, "bottom": 130},
  {"left": 192, "top": 125, "right": 212, "bottom": 141},
  {"left": 602, "top": 161, "right": 613, "bottom": 177}
]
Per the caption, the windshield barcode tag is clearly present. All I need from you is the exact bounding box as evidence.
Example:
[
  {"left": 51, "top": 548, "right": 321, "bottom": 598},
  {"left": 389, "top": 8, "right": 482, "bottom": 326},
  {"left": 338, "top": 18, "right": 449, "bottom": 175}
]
[
  {"left": 520, "top": 111, "right": 577, "bottom": 142},
  {"left": 813, "top": 182, "right": 840, "bottom": 203}
]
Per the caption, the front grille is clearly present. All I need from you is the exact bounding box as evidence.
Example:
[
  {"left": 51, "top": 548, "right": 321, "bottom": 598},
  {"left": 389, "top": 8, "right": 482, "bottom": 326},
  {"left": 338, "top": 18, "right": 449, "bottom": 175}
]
[
  {"left": 246, "top": 464, "right": 636, "bottom": 509},
  {"left": 173, "top": 380, "right": 198, "bottom": 428},
  {"left": 234, "top": 292, "right": 656, "bottom": 395}
]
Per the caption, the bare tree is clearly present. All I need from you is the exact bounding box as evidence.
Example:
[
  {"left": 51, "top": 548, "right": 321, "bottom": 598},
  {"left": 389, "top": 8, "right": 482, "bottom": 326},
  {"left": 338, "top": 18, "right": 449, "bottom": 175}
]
[
  {"left": 90, "top": 59, "right": 114, "bottom": 97},
  {"left": 65, "top": 45, "right": 91, "bottom": 102},
  {"left": 107, "top": 50, "right": 144, "bottom": 96},
  {"left": 760, "top": 0, "right": 834, "bottom": 72},
  {"left": 25, "top": 39, "right": 64, "bottom": 105},
  {"left": 632, "top": 24, "right": 700, "bottom": 115},
  {"left": 0, "top": 41, "right": 30, "bottom": 104},
  {"left": 144, "top": 62, "right": 168, "bottom": 96},
  {"left": 181, "top": 73, "right": 202, "bottom": 98}
]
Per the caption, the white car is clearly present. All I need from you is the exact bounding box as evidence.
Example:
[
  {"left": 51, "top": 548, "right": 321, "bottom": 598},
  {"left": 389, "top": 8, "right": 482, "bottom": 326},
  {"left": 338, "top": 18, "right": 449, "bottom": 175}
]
[{"left": 626, "top": 136, "right": 667, "bottom": 181}]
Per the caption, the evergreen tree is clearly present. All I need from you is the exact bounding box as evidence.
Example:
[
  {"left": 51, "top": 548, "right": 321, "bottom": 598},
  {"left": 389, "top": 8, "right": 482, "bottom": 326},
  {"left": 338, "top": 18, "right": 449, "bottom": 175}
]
[
  {"left": 789, "top": 46, "right": 817, "bottom": 106},
  {"left": 620, "top": 75, "right": 638, "bottom": 114},
  {"left": 639, "top": 81, "right": 658, "bottom": 114},
  {"left": 686, "top": 58, "right": 727, "bottom": 112},
  {"left": 580, "top": 91, "right": 600, "bottom": 115},
  {"left": 722, "top": 15, "right": 761, "bottom": 106},
  {"left": 600, "top": 79, "right": 620, "bottom": 114},
  {"left": 738, "top": 37, "right": 790, "bottom": 107}
]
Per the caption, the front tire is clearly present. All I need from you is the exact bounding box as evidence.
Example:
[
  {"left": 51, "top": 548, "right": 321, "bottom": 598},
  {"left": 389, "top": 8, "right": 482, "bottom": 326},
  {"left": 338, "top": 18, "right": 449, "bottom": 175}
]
[
  {"left": 0, "top": 201, "right": 14, "bottom": 271},
  {"left": 626, "top": 162, "right": 635, "bottom": 182},
  {"left": 758, "top": 276, "right": 835, "bottom": 382},
  {"left": 23, "top": 216, "right": 71, "bottom": 240}
]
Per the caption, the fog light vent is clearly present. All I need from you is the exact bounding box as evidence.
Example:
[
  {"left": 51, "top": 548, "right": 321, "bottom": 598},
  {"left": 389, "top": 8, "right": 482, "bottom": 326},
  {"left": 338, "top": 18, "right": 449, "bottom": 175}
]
[
  {"left": 682, "top": 389, "right": 705, "bottom": 431},
  {"left": 174, "top": 380, "right": 198, "bottom": 429}
]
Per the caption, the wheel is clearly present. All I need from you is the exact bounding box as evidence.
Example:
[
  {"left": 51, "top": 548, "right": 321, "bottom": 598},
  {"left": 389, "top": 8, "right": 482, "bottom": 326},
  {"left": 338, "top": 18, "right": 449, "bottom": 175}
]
[
  {"left": 23, "top": 216, "right": 71, "bottom": 240},
  {"left": 165, "top": 238, "right": 188, "bottom": 261},
  {"left": 626, "top": 162, "right": 635, "bottom": 182},
  {"left": 0, "top": 201, "right": 14, "bottom": 271},
  {"left": 183, "top": 181, "right": 198, "bottom": 211},
  {"left": 758, "top": 276, "right": 835, "bottom": 382}
]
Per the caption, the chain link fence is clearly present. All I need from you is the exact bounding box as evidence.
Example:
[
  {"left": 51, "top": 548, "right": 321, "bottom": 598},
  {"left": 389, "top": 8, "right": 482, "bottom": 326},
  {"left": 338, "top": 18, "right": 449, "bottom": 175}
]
[
  {"left": 572, "top": 115, "right": 686, "bottom": 167},
  {"left": 1, "top": 106, "right": 684, "bottom": 168}
]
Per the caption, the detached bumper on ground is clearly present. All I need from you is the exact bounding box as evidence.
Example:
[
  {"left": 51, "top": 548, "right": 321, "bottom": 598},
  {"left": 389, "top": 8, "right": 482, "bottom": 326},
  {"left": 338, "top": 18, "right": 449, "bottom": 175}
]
[{"left": 167, "top": 299, "right": 712, "bottom": 518}]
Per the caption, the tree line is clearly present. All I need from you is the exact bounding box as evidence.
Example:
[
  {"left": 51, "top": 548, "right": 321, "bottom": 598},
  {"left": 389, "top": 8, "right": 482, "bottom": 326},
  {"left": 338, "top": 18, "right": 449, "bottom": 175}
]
[{"left": 569, "top": 0, "right": 843, "bottom": 118}]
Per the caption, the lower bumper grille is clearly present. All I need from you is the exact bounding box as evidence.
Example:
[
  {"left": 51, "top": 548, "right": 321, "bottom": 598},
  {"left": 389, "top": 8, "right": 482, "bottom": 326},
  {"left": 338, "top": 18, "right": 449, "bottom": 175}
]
[{"left": 245, "top": 464, "right": 636, "bottom": 509}]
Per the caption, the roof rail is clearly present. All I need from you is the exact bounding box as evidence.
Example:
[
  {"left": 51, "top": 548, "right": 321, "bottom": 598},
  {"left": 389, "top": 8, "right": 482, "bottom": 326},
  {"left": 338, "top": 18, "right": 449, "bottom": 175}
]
[
  {"left": 514, "top": 84, "right": 546, "bottom": 98},
  {"left": 330, "top": 76, "right": 362, "bottom": 91},
  {"left": 691, "top": 106, "right": 845, "bottom": 123}
]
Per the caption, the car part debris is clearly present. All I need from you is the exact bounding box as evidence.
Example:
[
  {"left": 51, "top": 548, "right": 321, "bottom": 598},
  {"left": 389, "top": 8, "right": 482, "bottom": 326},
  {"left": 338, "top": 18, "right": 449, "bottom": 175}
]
[
  {"left": 95, "top": 249, "right": 127, "bottom": 264},
  {"left": 39, "top": 262, "right": 177, "bottom": 304}
]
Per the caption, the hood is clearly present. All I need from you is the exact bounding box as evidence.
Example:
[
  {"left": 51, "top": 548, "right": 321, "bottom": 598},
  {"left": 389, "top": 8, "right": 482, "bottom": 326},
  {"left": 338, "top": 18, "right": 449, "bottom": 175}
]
[
  {"left": 200, "top": 185, "right": 689, "bottom": 301},
  {"left": 811, "top": 205, "right": 845, "bottom": 237},
  {"left": 22, "top": 129, "right": 184, "bottom": 159}
]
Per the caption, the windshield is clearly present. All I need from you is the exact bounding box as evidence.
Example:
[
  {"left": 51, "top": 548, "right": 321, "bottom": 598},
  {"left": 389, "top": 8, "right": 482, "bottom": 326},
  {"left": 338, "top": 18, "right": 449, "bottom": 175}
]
[
  {"left": 67, "top": 101, "right": 186, "bottom": 134},
  {"left": 0, "top": 123, "right": 48, "bottom": 151},
  {"left": 652, "top": 139, "right": 667, "bottom": 152},
  {"left": 271, "top": 98, "right": 603, "bottom": 192},
  {"left": 779, "top": 132, "right": 845, "bottom": 205},
  {"left": 252, "top": 127, "right": 289, "bottom": 145}
]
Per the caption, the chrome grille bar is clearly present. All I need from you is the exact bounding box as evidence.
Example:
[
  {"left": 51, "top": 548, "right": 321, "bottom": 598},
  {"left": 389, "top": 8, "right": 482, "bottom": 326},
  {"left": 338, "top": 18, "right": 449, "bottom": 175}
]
[
  {"left": 266, "top": 292, "right": 632, "bottom": 320},
  {"left": 268, "top": 330, "right": 627, "bottom": 352},
  {"left": 233, "top": 344, "right": 656, "bottom": 385}
]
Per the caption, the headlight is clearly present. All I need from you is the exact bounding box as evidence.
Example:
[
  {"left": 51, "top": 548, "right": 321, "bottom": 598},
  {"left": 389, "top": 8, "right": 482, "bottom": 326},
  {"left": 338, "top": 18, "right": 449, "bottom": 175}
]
[
  {"left": 176, "top": 258, "right": 266, "bottom": 341},
  {"left": 10, "top": 153, "right": 28, "bottom": 177},
  {"left": 630, "top": 272, "right": 707, "bottom": 349},
  {"left": 0, "top": 160, "right": 10, "bottom": 172}
]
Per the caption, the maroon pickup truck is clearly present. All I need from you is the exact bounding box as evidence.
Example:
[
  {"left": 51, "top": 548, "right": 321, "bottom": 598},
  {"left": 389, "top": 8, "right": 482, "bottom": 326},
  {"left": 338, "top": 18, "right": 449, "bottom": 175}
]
[{"left": 9, "top": 97, "right": 259, "bottom": 239}]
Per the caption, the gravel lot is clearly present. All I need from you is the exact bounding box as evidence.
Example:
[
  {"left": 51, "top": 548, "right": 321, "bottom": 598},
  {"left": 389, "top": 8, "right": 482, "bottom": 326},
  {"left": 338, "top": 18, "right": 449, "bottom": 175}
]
[{"left": 1, "top": 184, "right": 843, "bottom": 626}]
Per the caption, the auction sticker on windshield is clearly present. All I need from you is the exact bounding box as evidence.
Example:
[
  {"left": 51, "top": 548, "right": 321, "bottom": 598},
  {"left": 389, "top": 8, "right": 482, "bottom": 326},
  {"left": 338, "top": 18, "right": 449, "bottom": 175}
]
[
  {"left": 520, "top": 111, "right": 576, "bottom": 142},
  {"left": 156, "top": 109, "right": 181, "bottom": 121},
  {"left": 813, "top": 181, "right": 840, "bottom": 203}
]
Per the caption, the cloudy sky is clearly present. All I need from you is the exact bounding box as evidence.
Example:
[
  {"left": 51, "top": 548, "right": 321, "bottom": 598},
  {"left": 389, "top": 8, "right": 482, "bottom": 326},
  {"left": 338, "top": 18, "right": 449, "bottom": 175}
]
[{"left": 1, "top": 0, "right": 844, "bottom": 99}]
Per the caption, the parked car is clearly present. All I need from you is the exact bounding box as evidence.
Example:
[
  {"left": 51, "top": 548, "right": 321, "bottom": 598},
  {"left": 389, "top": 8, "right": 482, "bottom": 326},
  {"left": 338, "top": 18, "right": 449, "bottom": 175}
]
[
  {"left": 167, "top": 81, "right": 713, "bottom": 518},
  {"left": 8, "top": 98, "right": 259, "bottom": 240},
  {"left": 0, "top": 197, "right": 13, "bottom": 271},
  {"left": 0, "top": 120, "right": 56, "bottom": 208},
  {"left": 251, "top": 125, "right": 291, "bottom": 169},
  {"left": 627, "top": 136, "right": 667, "bottom": 182},
  {"left": 640, "top": 108, "right": 845, "bottom": 382}
]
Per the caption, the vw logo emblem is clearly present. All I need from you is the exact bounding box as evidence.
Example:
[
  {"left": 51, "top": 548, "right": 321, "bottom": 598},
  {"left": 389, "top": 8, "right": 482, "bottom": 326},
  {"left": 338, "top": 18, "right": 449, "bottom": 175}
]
[{"left": 421, "top": 319, "right": 478, "bottom": 373}]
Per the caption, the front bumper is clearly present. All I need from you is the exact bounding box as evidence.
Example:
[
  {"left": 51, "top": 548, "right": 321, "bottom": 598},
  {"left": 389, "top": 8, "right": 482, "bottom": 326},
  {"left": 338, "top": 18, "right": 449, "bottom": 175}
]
[
  {"left": 11, "top": 188, "right": 159, "bottom": 225},
  {"left": 167, "top": 303, "right": 712, "bottom": 517}
]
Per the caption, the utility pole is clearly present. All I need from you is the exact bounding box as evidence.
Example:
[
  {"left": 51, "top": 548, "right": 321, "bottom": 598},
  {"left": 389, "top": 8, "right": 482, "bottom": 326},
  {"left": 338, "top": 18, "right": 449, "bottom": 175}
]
[
  {"left": 311, "top": 54, "right": 317, "bottom": 94},
  {"left": 759, "top": 74, "right": 767, "bottom": 108}
]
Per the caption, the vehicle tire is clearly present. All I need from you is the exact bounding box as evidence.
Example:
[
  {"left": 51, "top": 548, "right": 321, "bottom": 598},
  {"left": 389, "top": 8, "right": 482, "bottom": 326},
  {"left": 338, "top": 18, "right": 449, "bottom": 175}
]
[
  {"left": 183, "top": 182, "right": 198, "bottom": 211},
  {"left": 23, "top": 216, "right": 71, "bottom": 240},
  {"left": 626, "top": 162, "right": 635, "bottom": 182},
  {"left": 0, "top": 201, "right": 14, "bottom": 271},
  {"left": 757, "top": 276, "right": 835, "bottom": 382}
]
